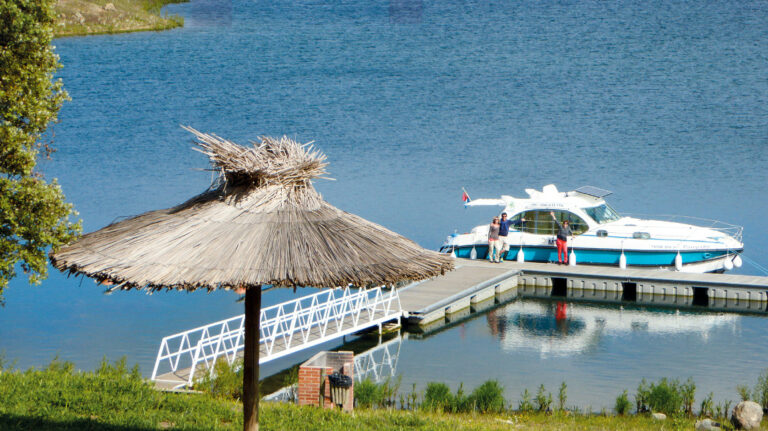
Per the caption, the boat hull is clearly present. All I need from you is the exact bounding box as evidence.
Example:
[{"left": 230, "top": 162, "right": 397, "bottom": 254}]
[{"left": 441, "top": 244, "right": 742, "bottom": 273}]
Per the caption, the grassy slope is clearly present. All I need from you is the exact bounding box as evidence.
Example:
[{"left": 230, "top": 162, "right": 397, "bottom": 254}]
[
  {"left": 54, "top": 0, "right": 187, "bottom": 37},
  {"left": 0, "top": 359, "right": 708, "bottom": 431}
]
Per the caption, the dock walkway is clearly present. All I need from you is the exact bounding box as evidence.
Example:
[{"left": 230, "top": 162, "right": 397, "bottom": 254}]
[
  {"left": 152, "top": 258, "right": 768, "bottom": 390},
  {"left": 401, "top": 259, "right": 768, "bottom": 326}
]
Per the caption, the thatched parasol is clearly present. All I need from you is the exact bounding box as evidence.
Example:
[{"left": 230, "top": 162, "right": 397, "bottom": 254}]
[{"left": 50, "top": 127, "right": 453, "bottom": 431}]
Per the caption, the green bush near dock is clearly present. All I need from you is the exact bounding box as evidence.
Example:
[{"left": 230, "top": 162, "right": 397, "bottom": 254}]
[{"left": 3, "top": 357, "right": 768, "bottom": 430}]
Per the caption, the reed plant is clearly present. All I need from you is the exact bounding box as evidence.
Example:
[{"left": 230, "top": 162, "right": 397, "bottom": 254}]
[
  {"left": 737, "top": 384, "right": 752, "bottom": 401},
  {"left": 615, "top": 390, "right": 631, "bottom": 415},
  {"left": 534, "top": 384, "right": 553, "bottom": 412},
  {"left": 699, "top": 392, "right": 714, "bottom": 418},
  {"left": 646, "top": 378, "right": 683, "bottom": 416},
  {"left": 354, "top": 378, "right": 382, "bottom": 408},
  {"left": 519, "top": 388, "right": 535, "bottom": 412},
  {"left": 423, "top": 382, "right": 453, "bottom": 412},
  {"left": 754, "top": 369, "right": 768, "bottom": 409},
  {"left": 557, "top": 381, "right": 568, "bottom": 411},
  {"left": 469, "top": 380, "right": 506, "bottom": 413}
]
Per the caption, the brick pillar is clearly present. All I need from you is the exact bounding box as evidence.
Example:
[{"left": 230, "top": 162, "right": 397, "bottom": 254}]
[
  {"left": 298, "top": 367, "right": 322, "bottom": 407},
  {"left": 297, "top": 351, "right": 355, "bottom": 410}
]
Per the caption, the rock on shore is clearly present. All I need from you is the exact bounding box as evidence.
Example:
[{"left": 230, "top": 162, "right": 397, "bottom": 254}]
[{"left": 731, "top": 401, "right": 763, "bottom": 430}]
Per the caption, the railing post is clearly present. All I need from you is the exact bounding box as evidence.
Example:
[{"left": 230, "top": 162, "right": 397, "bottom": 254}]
[
  {"left": 188, "top": 338, "right": 203, "bottom": 387},
  {"left": 151, "top": 339, "right": 168, "bottom": 381}
]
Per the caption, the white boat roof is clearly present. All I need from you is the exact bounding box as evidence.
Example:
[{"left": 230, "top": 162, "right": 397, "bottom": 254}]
[{"left": 466, "top": 184, "right": 610, "bottom": 213}]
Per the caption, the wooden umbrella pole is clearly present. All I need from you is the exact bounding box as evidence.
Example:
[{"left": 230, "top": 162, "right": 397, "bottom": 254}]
[{"left": 243, "top": 286, "right": 261, "bottom": 431}]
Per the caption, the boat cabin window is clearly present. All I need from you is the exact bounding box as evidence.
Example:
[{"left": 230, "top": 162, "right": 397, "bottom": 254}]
[
  {"left": 510, "top": 210, "right": 588, "bottom": 235},
  {"left": 582, "top": 204, "right": 620, "bottom": 224}
]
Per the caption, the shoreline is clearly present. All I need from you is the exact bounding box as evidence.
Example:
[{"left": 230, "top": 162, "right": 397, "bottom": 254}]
[{"left": 54, "top": 0, "right": 188, "bottom": 38}]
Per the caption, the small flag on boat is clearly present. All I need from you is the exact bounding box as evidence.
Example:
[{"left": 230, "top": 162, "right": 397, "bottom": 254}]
[{"left": 462, "top": 188, "right": 471, "bottom": 205}]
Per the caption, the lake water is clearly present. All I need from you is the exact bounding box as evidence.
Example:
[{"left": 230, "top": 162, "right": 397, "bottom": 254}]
[{"left": 1, "top": 0, "right": 767, "bottom": 409}]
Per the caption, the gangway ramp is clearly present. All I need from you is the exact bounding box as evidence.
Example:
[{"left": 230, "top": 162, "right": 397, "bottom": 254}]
[{"left": 151, "top": 286, "right": 400, "bottom": 390}]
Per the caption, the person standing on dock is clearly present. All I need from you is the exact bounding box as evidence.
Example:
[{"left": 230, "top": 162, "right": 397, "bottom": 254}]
[
  {"left": 488, "top": 216, "right": 501, "bottom": 263},
  {"left": 550, "top": 211, "right": 572, "bottom": 264},
  {"left": 498, "top": 212, "right": 524, "bottom": 262}
]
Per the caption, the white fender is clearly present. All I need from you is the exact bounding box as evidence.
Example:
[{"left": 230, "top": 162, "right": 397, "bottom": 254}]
[
  {"left": 619, "top": 252, "right": 627, "bottom": 269},
  {"left": 569, "top": 250, "right": 576, "bottom": 266},
  {"left": 470, "top": 246, "right": 477, "bottom": 260},
  {"left": 674, "top": 252, "right": 683, "bottom": 271},
  {"left": 517, "top": 247, "right": 525, "bottom": 263},
  {"left": 733, "top": 255, "right": 743, "bottom": 268},
  {"left": 451, "top": 249, "right": 457, "bottom": 259},
  {"left": 724, "top": 258, "right": 734, "bottom": 271}
]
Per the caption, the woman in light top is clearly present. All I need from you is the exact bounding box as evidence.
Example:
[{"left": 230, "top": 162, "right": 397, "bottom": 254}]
[{"left": 488, "top": 216, "right": 501, "bottom": 263}]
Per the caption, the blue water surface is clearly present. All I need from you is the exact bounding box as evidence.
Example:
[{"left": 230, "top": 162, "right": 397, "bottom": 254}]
[{"left": 1, "top": 0, "right": 767, "bottom": 408}]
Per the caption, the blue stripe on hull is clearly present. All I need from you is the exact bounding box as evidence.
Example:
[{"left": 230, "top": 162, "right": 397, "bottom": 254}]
[{"left": 450, "top": 246, "right": 728, "bottom": 266}]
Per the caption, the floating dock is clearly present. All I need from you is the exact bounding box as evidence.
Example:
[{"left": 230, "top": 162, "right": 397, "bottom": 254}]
[
  {"left": 153, "top": 260, "right": 768, "bottom": 390},
  {"left": 400, "top": 259, "right": 768, "bottom": 326}
]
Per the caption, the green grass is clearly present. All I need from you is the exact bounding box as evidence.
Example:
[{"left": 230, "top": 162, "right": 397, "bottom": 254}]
[
  {"left": 0, "top": 357, "right": 240, "bottom": 430},
  {"left": 54, "top": 0, "right": 188, "bottom": 37},
  {"left": 0, "top": 359, "right": 751, "bottom": 431}
]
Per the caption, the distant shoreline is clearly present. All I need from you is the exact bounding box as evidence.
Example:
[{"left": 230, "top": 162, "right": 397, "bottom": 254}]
[{"left": 54, "top": 0, "right": 189, "bottom": 38}]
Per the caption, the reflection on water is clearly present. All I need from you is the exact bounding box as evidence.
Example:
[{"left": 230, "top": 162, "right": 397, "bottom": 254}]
[
  {"left": 354, "top": 335, "right": 402, "bottom": 383},
  {"left": 390, "top": 294, "right": 763, "bottom": 408},
  {"left": 486, "top": 300, "right": 739, "bottom": 358}
]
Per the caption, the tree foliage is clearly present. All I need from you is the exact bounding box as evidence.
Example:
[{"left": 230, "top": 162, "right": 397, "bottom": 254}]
[{"left": 0, "top": 0, "right": 80, "bottom": 301}]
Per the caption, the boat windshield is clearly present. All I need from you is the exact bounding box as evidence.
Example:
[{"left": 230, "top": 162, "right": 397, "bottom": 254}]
[{"left": 582, "top": 204, "right": 620, "bottom": 224}]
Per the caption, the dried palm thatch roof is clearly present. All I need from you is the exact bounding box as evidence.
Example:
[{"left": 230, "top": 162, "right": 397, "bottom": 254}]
[{"left": 50, "top": 127, "right": 453, "bottom": 291}]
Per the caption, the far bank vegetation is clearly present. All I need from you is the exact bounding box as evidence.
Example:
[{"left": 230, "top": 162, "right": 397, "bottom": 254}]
[{"left": 54, "top": 0, "right": 187, "bottom": 37}]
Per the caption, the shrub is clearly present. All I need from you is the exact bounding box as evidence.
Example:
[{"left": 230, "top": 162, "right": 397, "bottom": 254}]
[
  {"left": 469, "top": 380, "right": 506, "bottom": 413},
  {"left": 615, "top": 390, "right": 631, "bottom": 415},
  {"left": 534, "top": 384, "right": 552, "bottom": 412},
  {"left": 647, "top": 378, "right": 683, "bottom": 416},
  {"left": 636, "top": 378, "right": 650, "bottom": 413},
  {"left": 423, "top": 382, "right": 453, "bottom": 411},
  {"left": 518, "top": 388, "right": 534, "bottom": 412},
  {"left": 194, "top": 357, "right": 242, "bottom": 400},
  {"left": 354, "top": 378, "right": 382, "bottom": 408}
]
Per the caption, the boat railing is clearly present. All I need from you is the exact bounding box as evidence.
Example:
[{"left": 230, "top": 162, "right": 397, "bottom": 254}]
[
  {"left": 454, "top": 215, "right": 743, "bottom": 245},
  {"left": 507, "top": 217, "right": 742, "bottom": 243},
  {"left": 621, "top": 213, "right": 743, "bottom": 244}
]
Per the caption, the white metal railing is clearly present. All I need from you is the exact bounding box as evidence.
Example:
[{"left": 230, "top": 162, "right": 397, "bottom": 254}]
[
  {"left": 151, "top": 286, "right": 402, "bottom": 388},
  {"left": 622, "top": 213, "right": 744, "bottom": 243}
]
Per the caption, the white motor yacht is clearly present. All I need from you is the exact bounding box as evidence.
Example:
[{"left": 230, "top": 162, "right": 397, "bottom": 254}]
[{"left": 441, "top": 185, "right": 744, "bottom": 273}]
